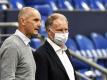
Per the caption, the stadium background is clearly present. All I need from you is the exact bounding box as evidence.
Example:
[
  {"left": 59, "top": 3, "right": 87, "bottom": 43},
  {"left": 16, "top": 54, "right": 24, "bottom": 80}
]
[{"left": 0, "top": 0, "right": 107, "bottom": 80}]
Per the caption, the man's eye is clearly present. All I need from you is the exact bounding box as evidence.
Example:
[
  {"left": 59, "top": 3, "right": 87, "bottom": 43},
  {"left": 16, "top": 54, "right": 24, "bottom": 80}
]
[{"left": 34, "top": 19, "right": 39, "bottom": 21}]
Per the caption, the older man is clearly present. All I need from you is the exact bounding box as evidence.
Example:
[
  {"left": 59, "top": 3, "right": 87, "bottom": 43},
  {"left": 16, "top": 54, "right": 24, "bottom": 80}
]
[
  {"left": 33, "top": 13, "right": 76, "bottom": 80},
  {"left": 0, "top": 7, "right": 41, "bottom": 80}
]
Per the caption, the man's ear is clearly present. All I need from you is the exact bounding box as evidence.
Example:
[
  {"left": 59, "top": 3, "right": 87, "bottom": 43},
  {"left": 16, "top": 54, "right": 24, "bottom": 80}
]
[
  {"left": 20, "top": 17, "right": 25, "bottom": 26},
  {"left": 47, "top": 28, "right": 51, "bottom": 35},
  {"left": 48, "top": 28, "right": 50, "bottom": 32},
  {"left": 46, "top": 28, "right": 50, "bottom": 33}
]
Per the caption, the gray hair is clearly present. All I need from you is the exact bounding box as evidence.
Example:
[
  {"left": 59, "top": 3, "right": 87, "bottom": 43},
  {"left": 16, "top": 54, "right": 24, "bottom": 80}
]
[{"left": 45, "top": 13, "right": 68, "bottom": 31}]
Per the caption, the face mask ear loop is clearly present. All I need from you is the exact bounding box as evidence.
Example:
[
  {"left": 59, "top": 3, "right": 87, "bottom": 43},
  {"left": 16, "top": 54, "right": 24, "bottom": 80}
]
[{"left": 49, "top": 28, "right": 55, "bottom": 34}]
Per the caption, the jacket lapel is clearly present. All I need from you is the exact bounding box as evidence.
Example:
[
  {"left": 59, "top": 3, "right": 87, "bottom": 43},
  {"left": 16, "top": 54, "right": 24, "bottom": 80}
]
[{"left": 44, "top": 41, "right": 68, "bottom": 76}]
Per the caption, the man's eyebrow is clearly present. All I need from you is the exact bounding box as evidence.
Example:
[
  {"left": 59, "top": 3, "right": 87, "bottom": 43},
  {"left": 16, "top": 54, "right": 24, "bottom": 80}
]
[{"left": 33, "top": 18, "right": 40, "bottom": 21}]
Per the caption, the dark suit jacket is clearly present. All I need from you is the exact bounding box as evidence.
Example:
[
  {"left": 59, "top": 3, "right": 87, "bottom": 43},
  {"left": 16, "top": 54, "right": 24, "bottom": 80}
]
[{"left": 33, "top": 41, "right": 77, "bottom": 80}]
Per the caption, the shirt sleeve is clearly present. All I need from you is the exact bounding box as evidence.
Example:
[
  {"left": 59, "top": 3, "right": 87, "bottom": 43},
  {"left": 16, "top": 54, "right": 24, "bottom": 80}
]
[{"left": 0, "top": 45, "right": 18, "bottom": 80}]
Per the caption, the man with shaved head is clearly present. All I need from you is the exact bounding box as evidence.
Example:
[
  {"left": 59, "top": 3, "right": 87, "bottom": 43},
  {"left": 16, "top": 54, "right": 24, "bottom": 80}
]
[
  {"left": 0, "top": 7, "right": 41, "bottom": 80},
  {"left": 33, "top": 13, "right": 76, "bottom": 80}
]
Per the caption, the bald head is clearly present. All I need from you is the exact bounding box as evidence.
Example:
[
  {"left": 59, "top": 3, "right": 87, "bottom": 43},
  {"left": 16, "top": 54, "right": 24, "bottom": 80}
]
[
  {"left": 17, "top": 7, "right": 41, "bottom": 38},
  {"left": 45, "top": 13, "right": 68, "bottom": 31},
  {"left": 18, "top": 7, "right": 41, "bottom": 21}
]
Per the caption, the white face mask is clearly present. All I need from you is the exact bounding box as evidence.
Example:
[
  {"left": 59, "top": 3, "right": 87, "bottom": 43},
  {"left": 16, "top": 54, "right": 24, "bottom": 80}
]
[{"left": 54, "top": 32, "right": 69, "bottom": 46}]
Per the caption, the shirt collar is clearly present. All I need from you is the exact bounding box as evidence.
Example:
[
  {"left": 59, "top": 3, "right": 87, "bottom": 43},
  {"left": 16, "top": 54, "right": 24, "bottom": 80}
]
[
  {"left": 14, "top": 29, "right": 30, "bottom": 45},
  {"left": 47, "top": 38, "right": 67, "bottom": 52}
]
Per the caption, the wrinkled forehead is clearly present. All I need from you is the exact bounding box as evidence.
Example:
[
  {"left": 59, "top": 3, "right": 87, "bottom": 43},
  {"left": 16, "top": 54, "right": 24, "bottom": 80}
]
[
  {"left": 53, "top": 18, "right": 68, "bottom": 26},
  {"left": 51, "top": 19, "right": 68, "bottom": 30},
  {"left": 26, "top": 9, "right": 41, "bottom": 19},
  {"left": 52, "top": 14, "right": 68, "bottom": 24},
  {"left": 53, "top": 13, "right": 67, "bottom": 21},
  {"left": 31, "top": 10, "right": 41, "bottom": 19}
]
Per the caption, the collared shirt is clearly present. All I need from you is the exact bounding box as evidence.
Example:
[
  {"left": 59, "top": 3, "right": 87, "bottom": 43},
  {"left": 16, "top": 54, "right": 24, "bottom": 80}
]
[
  {"left": 12, "top": 29, "right": 36, "bottom": 80},
  {"left": 47, "top": 38, "right": 75, "bottom": 80},
  {"left": 14, "top": 29, "right": 30, "bottom": 45}
]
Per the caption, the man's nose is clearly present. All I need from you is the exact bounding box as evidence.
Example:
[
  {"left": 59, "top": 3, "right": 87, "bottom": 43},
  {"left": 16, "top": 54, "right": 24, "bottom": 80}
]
[{"left": 37, "top": 21, "right": 41, "bottom": 28}]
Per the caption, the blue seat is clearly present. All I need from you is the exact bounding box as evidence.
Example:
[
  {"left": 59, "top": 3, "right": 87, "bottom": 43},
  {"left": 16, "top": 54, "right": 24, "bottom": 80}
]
[
  {"left": 29, "top": 38, "right": 42, "bottom": 51},
  {"left": 66, "top": 38, "right": 77, "bottom": 51},
  {"left": 72, "top": 0, "right": 90, "bottom": 11},
  {"left": 103, "top": 0, "right": 107, "bottom": 9},
  {"left": 24, "top": 0, "right": 57, "bottom": 11},
  {"left": 64, "top": 0, "right": 74, "bottom": 10},
  {"left": 66, "top": 37, "right": 91, "bottom": 74},
  {"left": 8, "top": 0, "right": 24, "bottom": 10},
  {"left": 90, "top": 33, "right": 107, "bottom": 58},
  {"left": 90, "top": 33, "right": 107, "bottom": 68},
  {"left": 32, "top": 0, "right": 53, "bottom": 15},
  {"left": 91, "top": 33, "right": 107, "bottom": 49},
  {"left": 0, "top": 4, "right": 8, "bottom": 10},
  {"left": 56, "top": 0, "right": 74, "bottom": 10},
  {"left": 57, "top": 0, "right": 66, "bottom": 9},
  {"left": 75, "top": 34, "right": 94, "bottom": 50},
  {"left": 35, "top": 5, "right": 52, "bottom": 17},
  {"left": 24, "top": 0, "right": 49, "bottom": 6},
  {"left": 88, "top": 0, "right": 105, "bottom": 11},
  {"left": 75, "top": 34, "right": 103, "bottom": 78},
  {"left": 75, "top": 34, "right": 97, "bottom": 58}
]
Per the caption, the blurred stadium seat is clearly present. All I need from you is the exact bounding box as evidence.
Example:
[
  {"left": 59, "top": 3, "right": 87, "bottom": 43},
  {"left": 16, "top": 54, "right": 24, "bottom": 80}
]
[
  {"left": 72, "top": 0, "right": 90, "bottom": 11},
  {"left": 0, "top": 0, "right": 9, "bottom": 10},
  {"left": 91, "top": 33, "right": 107, "bottom": 49},
  {"left": 75, "top": 34, "right": 106, "bottom": 79},
  {"left": 8, "top": 0, "right": 24, "bottom": 10},
  {"left": 88, "top": 0, "right": 105, "bottom": 11},
  {"left": 66, "top": 37, "right": 78, "bottom": 51},
  {"left": 90, "top": 33, "right": 107, "bottom": 64},
  {"left": 29, "top": 38, "right": 42, "bottom": 52},
  {"left": 62, "top": 0, "right": 74, "bottom": 10},
  {"left": 0, "top": 0, "right": 107, "bottom": 79},
  {"left": 24, "top": 0, "right": 49, "bottom": 6},
  {"left": 0, "top": 4, "right": 8, "bottom": 10},
  {"left": 56, "top": 0, "right": 74, "bottom": 10},
  {"left": 66, "top": 36, "right": 93, "bottom": 77},
  {"left": 90, "top": 32, "right": 107, "bottom": 79},
  {"left": 2, "top": 0, "right": 107, "bottom": 11},
  {"left": 103, "top": 0, "right": 107, "bottom": 9},
  {"left": 75, "top": 34, "right": 97, "bottom": 58},
  {"left": 24, "top": 0, "right": 57, "bottom": 11}
]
